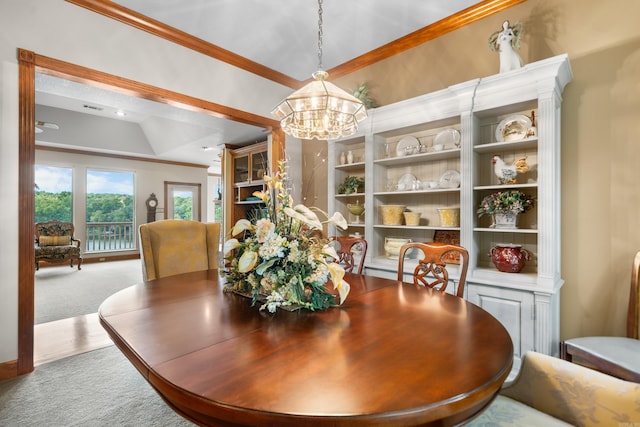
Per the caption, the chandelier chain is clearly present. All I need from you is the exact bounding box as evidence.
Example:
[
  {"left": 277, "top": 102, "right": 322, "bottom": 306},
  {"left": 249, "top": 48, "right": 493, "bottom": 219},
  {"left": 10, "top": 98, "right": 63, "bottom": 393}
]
[{"left": 317, "top": 0, "right": 323, "bottom": 70}]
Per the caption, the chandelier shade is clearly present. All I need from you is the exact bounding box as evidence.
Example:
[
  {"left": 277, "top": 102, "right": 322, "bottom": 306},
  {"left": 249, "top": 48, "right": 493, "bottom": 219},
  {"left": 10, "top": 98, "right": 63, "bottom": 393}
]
[
  {"left": 271, "top": 71, "right": 367, "bottom": 140},
  {"left": 271, "top": 0, "right": 367, "bottom": 140}
]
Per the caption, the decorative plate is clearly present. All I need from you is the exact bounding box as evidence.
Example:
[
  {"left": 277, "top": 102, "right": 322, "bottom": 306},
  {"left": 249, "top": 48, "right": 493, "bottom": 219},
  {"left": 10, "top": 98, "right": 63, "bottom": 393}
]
[
  {"left": 397, "top": 173, "right": 418, "bottom": 191},
  {"left": 438, "top": 170, "right": 461, "bottom": 189},
  {"left": 434, "top": 128, "right": 461, "bottom": 148},
  {"left": 396, "top": 136, "right": 420, "bottom": 156},
  {"left": 495, "top": 115, "right": 531, "bottom": 142}
]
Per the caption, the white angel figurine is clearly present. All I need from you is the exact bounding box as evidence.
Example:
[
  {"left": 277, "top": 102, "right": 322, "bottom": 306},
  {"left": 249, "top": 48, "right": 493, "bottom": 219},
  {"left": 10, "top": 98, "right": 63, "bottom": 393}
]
[{"left": 488, "top": 20, "right": 524, "bottom": 73}]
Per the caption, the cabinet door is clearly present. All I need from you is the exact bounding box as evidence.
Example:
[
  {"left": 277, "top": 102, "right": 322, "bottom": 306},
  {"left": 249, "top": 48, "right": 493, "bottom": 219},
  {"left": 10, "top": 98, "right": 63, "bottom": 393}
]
[
  {"left": 234, "top": 155, "right": 249, "bottom": 183},
  {"left": 251, "top": 150, "right": 268, "bottom": 181},
  {"left": 466, "top": 283, "right": 534, "bottom": 376}
]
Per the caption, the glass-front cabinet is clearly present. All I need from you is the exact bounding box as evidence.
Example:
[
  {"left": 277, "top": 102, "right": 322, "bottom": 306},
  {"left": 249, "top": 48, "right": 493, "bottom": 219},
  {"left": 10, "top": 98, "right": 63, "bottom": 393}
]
[
  {"left": 327, "top": 54, "right": 572, "bottom": 375},
  {"left": 224, "top": 141, "right": 268, "bottom": 233}
]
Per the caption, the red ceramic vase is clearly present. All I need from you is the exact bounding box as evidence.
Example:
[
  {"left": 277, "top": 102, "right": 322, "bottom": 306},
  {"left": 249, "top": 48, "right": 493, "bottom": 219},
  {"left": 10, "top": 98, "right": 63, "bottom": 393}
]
[{"left": 490, "top": 244, "right": 530, "bottom": 273}]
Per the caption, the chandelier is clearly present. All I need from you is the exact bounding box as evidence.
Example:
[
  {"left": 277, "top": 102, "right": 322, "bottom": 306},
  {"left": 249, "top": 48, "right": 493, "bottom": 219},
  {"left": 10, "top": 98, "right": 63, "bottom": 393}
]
[{"left": 271, "top": 0, "right": 367, "bottom": 140}]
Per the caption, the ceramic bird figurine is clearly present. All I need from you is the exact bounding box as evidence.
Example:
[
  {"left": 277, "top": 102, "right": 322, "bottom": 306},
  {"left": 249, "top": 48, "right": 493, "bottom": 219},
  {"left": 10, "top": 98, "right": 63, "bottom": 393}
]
[{"left": 492, "top": 155, "right": 529, "bottom": 184}]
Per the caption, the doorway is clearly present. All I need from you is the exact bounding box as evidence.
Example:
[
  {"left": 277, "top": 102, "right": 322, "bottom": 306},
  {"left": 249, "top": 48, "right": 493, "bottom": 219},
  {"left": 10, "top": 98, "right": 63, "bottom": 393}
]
[
  {"left": 17, "top": 49, "right": 279, "bottom": 375},
  {"left": 164, "top": 181, "right": 201, "bottom": 221}
]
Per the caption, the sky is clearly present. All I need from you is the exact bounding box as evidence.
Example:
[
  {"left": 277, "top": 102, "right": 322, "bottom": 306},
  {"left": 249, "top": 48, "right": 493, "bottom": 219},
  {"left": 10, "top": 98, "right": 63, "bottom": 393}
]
[{"left": 35, "top": 166, "right": 134, "bottom": 195}]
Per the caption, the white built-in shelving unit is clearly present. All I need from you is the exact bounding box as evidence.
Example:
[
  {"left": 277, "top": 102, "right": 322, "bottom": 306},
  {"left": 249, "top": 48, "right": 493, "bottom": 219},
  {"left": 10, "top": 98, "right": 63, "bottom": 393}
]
[{"left": 328, "top": 54, "right": 572, "bottom": 373}]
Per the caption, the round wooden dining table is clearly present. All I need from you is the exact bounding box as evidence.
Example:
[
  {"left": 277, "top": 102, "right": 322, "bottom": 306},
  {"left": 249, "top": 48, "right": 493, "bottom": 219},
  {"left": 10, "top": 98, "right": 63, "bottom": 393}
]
[{"left": 99, "top": 269, "right": 513, "bottom": 426}]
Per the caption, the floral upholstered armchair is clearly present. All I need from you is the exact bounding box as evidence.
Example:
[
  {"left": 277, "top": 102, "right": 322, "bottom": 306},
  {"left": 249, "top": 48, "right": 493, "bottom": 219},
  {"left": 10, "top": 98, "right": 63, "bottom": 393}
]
[
  {"left": 35, "top": 220, "right": 82, "bottom": 270},
  {"left": 467, "top": 351, "right": 640, "bottom": 426}
]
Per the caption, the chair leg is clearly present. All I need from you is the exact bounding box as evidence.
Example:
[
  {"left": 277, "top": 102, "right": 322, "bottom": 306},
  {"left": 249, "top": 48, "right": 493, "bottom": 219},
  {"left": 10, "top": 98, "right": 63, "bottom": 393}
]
[
  {"left": 559, "top": 341, "right": 571, "bottom": 361},
  {"left": 77, "top": 257, "right": 82, "bottom": 271}
]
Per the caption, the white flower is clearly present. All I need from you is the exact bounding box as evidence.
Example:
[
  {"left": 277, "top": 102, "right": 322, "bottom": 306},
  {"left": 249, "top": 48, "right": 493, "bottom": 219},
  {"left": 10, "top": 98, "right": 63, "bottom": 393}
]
[
  {"left": 223, "top": 238, "right": 241, "bottom": 256},
  {"left": 231, "top": 219, "right": 253, "bottom": 236},
  {"left": 323, "top": 244, "right": 340, "bottom": 262},
  {"left": 258, "top": 234, "right": 286, "bottom": 259},
  {"left": 327, "top": 212, "right": 348, "bottom": 230},
  {"left": 237, "top": 250, "right": 258, "bottom": 273},
  {"left": 284, "top": 205, "right": 322, "bottom": 230},
  {"left": 255, "top": 219, "right": 275, "bottom": 243},
  {"left": 327, "top": 263, "right": 350, "bottom": 305}
]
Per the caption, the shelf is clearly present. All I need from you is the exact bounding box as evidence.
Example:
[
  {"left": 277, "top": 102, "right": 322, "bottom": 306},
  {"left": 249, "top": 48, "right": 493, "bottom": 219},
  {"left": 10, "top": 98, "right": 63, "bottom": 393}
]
[
  {"left": 374, "top": 188, "right": 460, "bottom": 196},
  {"left": 374, "top": 148, "right": 460, "bottom": 166},
  {"left": 234, "top": 180, "right": 265, "bottom": 188},
  {"left": 235, "top": 200, "right": 265, "bottom": 205},
  {"left": 346, "top": 223, "right": 365, "bottom": 228},
  {"left": 474, "top": 138, "right": 537, "bottom": 153},
  {"left": 375, "top": 225, "right": 460, "bottom": 231},
  {"left": 474, "top": 183, "right": 537, "bottom": 191},
  {"left": 335, "top": 192, "right": 365, "bottom": 198},
  {"left": 336, "top": 162, "right": 365, "bottom": 171},
  {"left": 473, "top": 227, "right": 538, "bottom": 234}
]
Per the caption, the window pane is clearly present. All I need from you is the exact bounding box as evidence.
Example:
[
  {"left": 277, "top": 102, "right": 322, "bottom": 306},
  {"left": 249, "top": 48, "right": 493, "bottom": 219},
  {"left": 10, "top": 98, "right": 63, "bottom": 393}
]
[
  {"left": 35, "top": 165, "right": 73, "bottom": 222},
  {"left": 86, "top": 169, "right": 135, "bottom": 252},
  {"left": 173, "top": 190, "right": 193, "bottom": 220}
]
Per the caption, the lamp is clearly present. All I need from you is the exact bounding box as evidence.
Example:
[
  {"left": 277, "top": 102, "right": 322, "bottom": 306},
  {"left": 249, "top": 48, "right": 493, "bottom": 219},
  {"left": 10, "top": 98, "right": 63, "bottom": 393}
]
[{"left": 271, "top": 0, "right": 367, "bottom": 140}]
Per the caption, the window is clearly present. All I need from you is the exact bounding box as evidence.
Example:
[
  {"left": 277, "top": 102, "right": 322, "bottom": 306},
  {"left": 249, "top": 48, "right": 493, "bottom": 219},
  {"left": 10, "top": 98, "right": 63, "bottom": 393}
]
[
  {"left": 209, "top": 174, "right": 223, "bottom": 223},
  {"left": 86, "top": 169, "right": 135, "bottom": 252},
  {"left": 35, "top": 165, "right": 73, "bottom": 222}
]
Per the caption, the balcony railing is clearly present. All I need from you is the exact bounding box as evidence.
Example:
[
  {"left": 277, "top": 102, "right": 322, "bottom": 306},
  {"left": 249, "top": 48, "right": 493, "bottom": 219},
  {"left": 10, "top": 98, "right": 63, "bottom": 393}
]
[{"left": 86, "top": 222, "right": 135, "bottom": 252}]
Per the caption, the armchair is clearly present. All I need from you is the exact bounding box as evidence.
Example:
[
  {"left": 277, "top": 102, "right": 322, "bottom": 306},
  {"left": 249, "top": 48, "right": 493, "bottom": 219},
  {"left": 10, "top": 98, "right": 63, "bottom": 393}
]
[
  {"left": 467, "top": 351, "right": 640, "bottom": 426},
  {"left": 34, "top": 220, "right": 82, "bottom": 270}
]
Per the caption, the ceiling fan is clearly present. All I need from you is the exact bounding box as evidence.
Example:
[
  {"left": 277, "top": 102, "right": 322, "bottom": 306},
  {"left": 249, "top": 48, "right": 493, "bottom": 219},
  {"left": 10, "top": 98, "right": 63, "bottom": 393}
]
[{"left": 35, "top": 120, "right": 59, "bottom": 133}]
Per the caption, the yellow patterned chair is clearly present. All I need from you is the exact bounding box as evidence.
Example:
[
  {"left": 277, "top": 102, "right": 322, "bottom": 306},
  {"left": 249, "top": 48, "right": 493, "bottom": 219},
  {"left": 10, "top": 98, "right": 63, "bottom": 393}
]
[
  {"left": 35, "top": 220, "right": 82, "bottom": 270},
  {"left": 139, "top": 219, "right": 220, "bottom": 281},
  {"left": 467, "top": 351, "right": 640, "bottom": 426}
]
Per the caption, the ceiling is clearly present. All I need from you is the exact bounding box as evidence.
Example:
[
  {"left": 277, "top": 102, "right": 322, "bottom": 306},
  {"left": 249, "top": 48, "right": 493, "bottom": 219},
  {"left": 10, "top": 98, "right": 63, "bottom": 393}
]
[{"left": 36, "top": 0, "right": 518, "bottom": 172}]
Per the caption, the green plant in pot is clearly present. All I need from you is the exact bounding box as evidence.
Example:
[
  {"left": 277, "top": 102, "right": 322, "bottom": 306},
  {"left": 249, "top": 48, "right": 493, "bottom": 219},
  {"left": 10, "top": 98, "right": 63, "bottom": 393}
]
[{"left": 338, "top": 176, "right": 365, "bottom": 194}]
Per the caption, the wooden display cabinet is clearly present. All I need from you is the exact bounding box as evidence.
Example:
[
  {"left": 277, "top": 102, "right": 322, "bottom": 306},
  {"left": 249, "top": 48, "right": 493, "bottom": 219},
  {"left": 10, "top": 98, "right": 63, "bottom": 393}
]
[{"left": 223, "top": 141, "right": 268, "bottom": 233}]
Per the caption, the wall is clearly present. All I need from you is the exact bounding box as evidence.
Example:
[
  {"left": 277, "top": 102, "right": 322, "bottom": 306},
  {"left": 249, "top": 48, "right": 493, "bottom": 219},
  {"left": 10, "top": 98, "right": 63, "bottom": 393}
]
[
  {"left": 332, "top": 0, "right": 640, "bottom": 339},
  {"left": 36, "top": 149, "right": 209, "bottom": 259}
]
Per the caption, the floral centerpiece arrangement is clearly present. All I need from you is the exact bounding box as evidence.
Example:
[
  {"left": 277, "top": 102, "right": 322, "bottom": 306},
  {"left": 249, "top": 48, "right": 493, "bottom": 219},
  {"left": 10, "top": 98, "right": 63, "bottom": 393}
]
[
  {"left": 223, "top": 161, "right": 350, "bottom": 313},
  {"left": 477, "top": 190, "right": 535, "bottom": 216}
]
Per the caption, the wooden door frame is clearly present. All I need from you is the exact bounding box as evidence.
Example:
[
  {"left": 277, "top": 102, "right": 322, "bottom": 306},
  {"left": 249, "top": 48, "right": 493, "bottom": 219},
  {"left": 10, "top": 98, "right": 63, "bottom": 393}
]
[{"left": 15, "top": 48, "right": 283, "bottom": 376}]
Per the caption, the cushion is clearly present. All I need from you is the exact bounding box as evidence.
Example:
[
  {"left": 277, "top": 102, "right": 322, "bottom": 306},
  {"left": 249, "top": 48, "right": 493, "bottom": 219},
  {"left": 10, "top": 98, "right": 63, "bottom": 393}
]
[
  {"left": 565, "top": 336, "right": 640, "bottom": 377},
  {"left": 467, "top": 395, "right": 573, "bottom": 426},
  {"left": 39, "top": 235, "right": 71, "bottom": 246}
]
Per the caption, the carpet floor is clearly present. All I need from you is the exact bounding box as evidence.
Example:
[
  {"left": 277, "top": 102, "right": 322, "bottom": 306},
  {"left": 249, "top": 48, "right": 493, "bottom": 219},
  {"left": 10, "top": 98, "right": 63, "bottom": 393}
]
[
  {"left": 0, "top": 346, "right": 195, "bottom": 426},
  {"left": 35, "top": 259, "right": 143, "bottom": 324}
]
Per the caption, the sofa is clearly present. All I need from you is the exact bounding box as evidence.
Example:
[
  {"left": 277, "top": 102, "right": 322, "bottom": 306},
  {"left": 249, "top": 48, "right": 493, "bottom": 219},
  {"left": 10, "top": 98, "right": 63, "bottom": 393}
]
[
  {"left": 467, "top": 351, "right": 640, "bottom": 426},
  {"left": 34, "top": 220, "right": 82, "bottom": 270}
]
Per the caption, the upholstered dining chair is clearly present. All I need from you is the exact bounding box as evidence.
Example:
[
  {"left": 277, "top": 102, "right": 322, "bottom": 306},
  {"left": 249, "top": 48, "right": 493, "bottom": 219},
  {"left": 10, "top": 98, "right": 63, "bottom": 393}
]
[
  {"left": 559, "top": 250, "right": 640, "bottom": 382},
  {"left": 329, "top": 235, "right": 368, "bottom": 274},
  {"left": 397, "top": 242, "right": 469, "bottom": 298},
  {"left": 139, "top": 219, "right": 220, "bottom": 281}
]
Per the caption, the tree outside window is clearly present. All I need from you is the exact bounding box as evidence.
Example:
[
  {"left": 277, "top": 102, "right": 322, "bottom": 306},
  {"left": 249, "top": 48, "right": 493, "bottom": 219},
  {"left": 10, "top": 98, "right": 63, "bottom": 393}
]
[{"left": 35, "top": 165, "right": 73, "bottom": 222}]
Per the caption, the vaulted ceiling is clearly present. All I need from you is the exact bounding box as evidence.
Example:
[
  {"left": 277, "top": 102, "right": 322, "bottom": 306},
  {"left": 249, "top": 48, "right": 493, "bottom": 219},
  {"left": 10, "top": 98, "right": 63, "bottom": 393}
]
[{"left": 35, "top": 0, "right": 524, "bottom": 171}]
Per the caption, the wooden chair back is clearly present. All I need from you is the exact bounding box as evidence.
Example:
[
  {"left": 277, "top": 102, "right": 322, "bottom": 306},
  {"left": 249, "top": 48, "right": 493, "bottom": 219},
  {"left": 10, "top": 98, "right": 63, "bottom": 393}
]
[
  {"left": 329, "top": 236, "right": 368, "bottom": 274},
  {"left": 397, "top": 242, "right": 469, "bottom": 298},
  {"left": 139, "top": 219, "right": 220, "bottom": 281},
  {"left": 627, "top": 251, "right": 640, "bottom": 338}
]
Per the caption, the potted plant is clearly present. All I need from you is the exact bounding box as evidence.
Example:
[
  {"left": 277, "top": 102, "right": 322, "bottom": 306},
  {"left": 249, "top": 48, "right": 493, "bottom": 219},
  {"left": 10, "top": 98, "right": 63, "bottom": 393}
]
[
  {"left": 338, "top": 176, "right": 365, "bottom": 195},
  {"left": 477, "top": 190, "right": 535, "bottom": 229}
]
